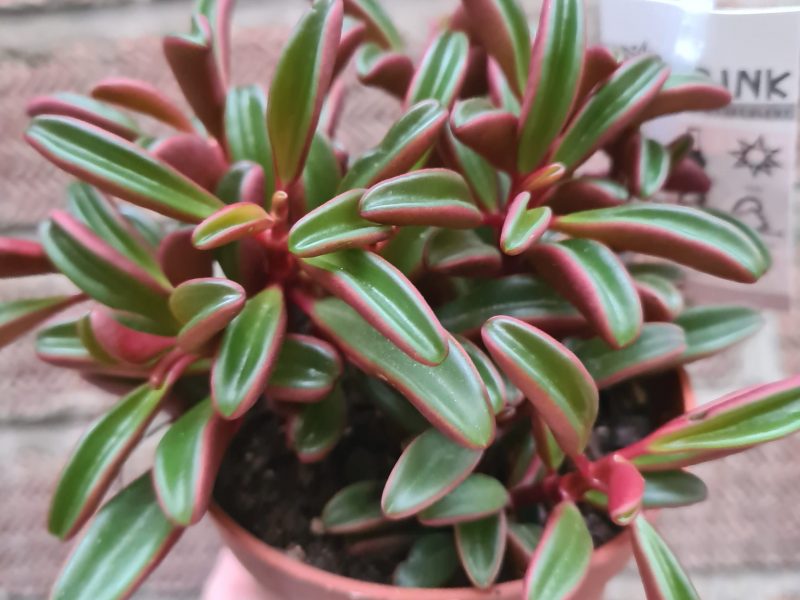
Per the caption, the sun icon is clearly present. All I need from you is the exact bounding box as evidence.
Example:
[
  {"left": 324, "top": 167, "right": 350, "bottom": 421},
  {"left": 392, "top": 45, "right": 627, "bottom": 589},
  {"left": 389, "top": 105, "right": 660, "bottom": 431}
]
[{"left": 730, "top": 136, "right": 781, "bottom": 177}]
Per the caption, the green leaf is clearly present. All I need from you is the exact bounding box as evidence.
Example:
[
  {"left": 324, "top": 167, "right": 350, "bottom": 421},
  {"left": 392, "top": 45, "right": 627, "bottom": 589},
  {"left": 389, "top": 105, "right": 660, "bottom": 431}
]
[
  {"left": 459, "top": 336, "right": 506, "bottom": 414},
  {"left": 191, "top": 202, "right": 273, "bottom": 250},
  {"left": 67, "top": 182, "right": 168, "bottom": 287},
  {"left": 553, "top": 55, "right": 669, "bottom": 169},
  {"left": 268, "top": 334, "right": 342, "bottom": 403},
  {"left": 570, "top": 323, "right": 686, "bottom": 389},
  {"left": 153, "top": 397, "right": 235, "bottom": 525},
  {"left": 424, "top": 228, "right": 502, "bottom": 276},
  {"left": 406, "top": 30, "right": 469, "bottom": 107},
  {"left": 483, "top": 316, "right": 598, "bottom": 457},
  {"left": 224, "top": 85, "right": 275, "bottom": 202},
  {"left": 501, "top": 193, "right": 552, "bottom": 255},
  {"left": 631, "top": 517, "right": 700, "bottom": 600},
  {"left": 288, "top": 189, "right": 391, "bottom": 257},
  {"left": 169, "top": 278, "right": 246, "bottom": 352},
  {"left": 267, "top": 0, "right": 342, "bottom": 186},
  {"left": 302, "top": 249, "right": 448, "bottom": 365},
  {"left": 358, "top": 375, "right": 429, "bottom": 435},
  {"left": 633, "top": 137, "right": 671, "bottom": 198},
  {"left": 321, "top": 480, "right": 386, "bottom": 534},
  {"left": 587, "top": 470, "right": 707, "bottom": 510},
  {"left": 344, "top": 0, "right": 403, "bottom": 49},
  {"left": 289, "top": 384, "right": 346, "bottom": 462},
  {"left": 28, "top": 91, "right": 140, "bottom": 139},
  {"left": 50, "top": 475, "right": 182, "bottom": 600},
  {"left": 443, "top": 124, "right": 501, "bottom": 211},
  {"left": 212, "top": 285, "right": 286, "bottom": 419},
  {"left": 382, "top": 428, "right": 482, "bottom": 519},
  {"left": 36, "top": 320, "right": 95, "bottom": 368},
  {"left": 303, "top": 132, "right": 342, "bottom": 211},
  {"left": 634, "top": 272, "right": 684, "bottom": 321},
  {"left": 530, "top": 239, "right": 643, "bottom": 348},
  {"left": 26, "top": 116, "right": 224, "bottom": 222},
  {"left": 507, "top": 521, "right": 543, "bottom": 559},
  {"left": 360, "top": 168, "right": 482, "bottom": 228},
  {"left": 310, "top": 298, "right": 495, "bottom": 448},
  {"left": 437, "top": 274, "right": 581, "bottom": 335},
  {"left": 524, "top": 502, "right": 593, "bottom": 600},
  {"left": 675, "top": 305, "right": 763, "bottom": 363},
  {"left": 419, "top": 474, "right": 508, "bottom": 526},
  {"left": 517, "top": 0, "right": 584, "bottom": 172},
  {"left": 555, "top": 203, "right": 771, "bottom": 284},
  {"left": 0, "top": 295, "right": 81, "bottom": 350},
  {"left": 394, "top": 533, "right": 458, "bottom": 588},
  {"left": 455, "top": 512, "right": 507, "bottom": 589},
  {"left": 48, "top": 384, "right": 165, "bottom": 539},
  {"left": 379, "top": 225, "right": 431, "bottom": 276}
]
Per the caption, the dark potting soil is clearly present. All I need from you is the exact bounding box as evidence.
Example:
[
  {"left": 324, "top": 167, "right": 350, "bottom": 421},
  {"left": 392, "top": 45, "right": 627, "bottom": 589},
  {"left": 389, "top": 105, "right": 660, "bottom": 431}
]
[{"left": 214, "top": 371, "right": 682, "bottom": 586}]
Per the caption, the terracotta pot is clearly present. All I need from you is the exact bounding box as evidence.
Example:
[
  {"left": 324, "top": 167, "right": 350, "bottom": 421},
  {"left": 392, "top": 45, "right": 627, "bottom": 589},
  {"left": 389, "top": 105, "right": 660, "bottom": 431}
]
[{"left": 206, "top": 369, "right": 694, "bottom": 600}]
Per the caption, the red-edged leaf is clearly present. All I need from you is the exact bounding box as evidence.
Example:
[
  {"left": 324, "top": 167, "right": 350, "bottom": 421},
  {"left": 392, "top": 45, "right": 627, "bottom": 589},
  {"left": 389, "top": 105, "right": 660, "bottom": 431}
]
[
  {"left": 664, "top": 157, "right": 711, "bottom": 194},
  {"left": 626, "top": 134, "right": 671, "bottom": 198},
  {"left": 0, "top": 295, "right": 83, "bottom": 350},
  {"left": 195, "top": 0, "right": 235, "bottom": 83},
  {"left": 26, "top": 116, "right": 224, "bottom": 222},
  {"left": 148, "top": 134, "right": 227, "bottom": 192},
  {"left": 575, "top": 45, "right": 618, "bottom": 107},
  {"left": 212, "top": 285, "right": 286, "bottom": 419},
  {"left": 358, "top": 374, "right": 429, "bottom": 435},
  {"left": 163, "top": 16, "right": 227, "bottom": 141},
  {"left": 154, "top": 397, "right": 238, "bottom": 525},
  {"left": 379, "top": 226, "right": 431, "bottom": 277},
  {"left": 639, "top": 72, "right": 731, "bottom": 122},
  {"left": 450, "top": 98, "right": 517, "bottom": 172},
  {"left": 554, "top": 203, "right": 770, "bottom": 283},
  {"left": 455, "top": 512, "right": 507, "bottom": 589},
  {"left": 91, "top": 77, "right": 194, "bottom": 132},
  {"left": 301, "top": 133, "right": 342, "bottom": 211},
  {"left": 634, "top": 272, "right": 684, "bottom": 322},
  {"left": 157, "top": 228, "right": 214, "bottom": 286},
  {"left": 360, "top": 169, "right": 482, "bottom": 228},
  {"left": 308, "top": 297, "right": 495, "bottom": 449},
  {"left": 506, "top": 521, "right": 543, "bottom": 564},
  {"left": 343, "top": 0, "right": 403, "bottom": 49},
  {"left": 524, "top": 501, "right": 593, "bottom": 600},
  {"left": 27, "top": 92, "right": 139, "bottom": 140},
  {"left": 321, "top": 480, "right": 386, "bottom": 534},
  {"left": 393, "top": 533, "right": 458, "bottom": 588},
  {"left": 419, "top": 474, "right": 508, "bottom": 526},
  {"left": 268, "top": 0, "right": 343, "bottom": 187},
  {"left": 192, "top": 203, "right": 273, "bottom": 250},
  {"left": 334, "top": 17, "right": 367, "bottom": 77},
  {"left": 529, "top": 239, "right": 643, "bottom": 348},
  {"left": 594, "top": 455, "right": 645, "bottom": 526},
  {"left": 424, "top": 229, "right": 502, "bottom": 276},
  {"left": 459, "top": 337, "right": 507, "bottom": 415},
  {"left": 89, "top": 308, "right": 174, "bottom": 365},
  {"left": 483, "top": 316, "right": 598, "bottom": 457},
  {"left": 356, "top": 43, "right": 414, "bottom": 98},
  {"left": 216, "top": 162, "right": 266, "bottom": 205},
  {"left": 439, "top": 123, "right": 502, "bottom": 212},
  {"left": 268, "top": 334, "right": 342, "bottom": 403},
  {"left": 288, "top": 384, "right": 346, "bottom": 463},
  {"left": 487, "top": 57, "right": 521, "bottom": 114},
  {"left": 382, "top": 428, "right": 482, "bottom": 519},
  {"left": 0, "top": 237, "right": 53, "bottom": 277},
  {"left": 500, "top": 193, "right": 552, "bottom": 256},
  {"left": 406, "top": 30, "right": 469, "bottom": 108},
  {"left": 553, "top": 55, "right": 670, "bottom": 169},
  {"left": 169, "top": 278, "right": 246, "bottom": 352},
  {"left": 631, "top": 517, "right": 700, "bottom": 600},
  {"left": 517, "top": 0, "right": 585, "bottom": 173},
  {"left": 675, "top": 305, "right": 762, "bottom": 364},
  {"left": 547, "top": 177, "right": 629, "bottom": 214},
  {"left": 302, "top": 249, "right": 448, "bottom": 365}
]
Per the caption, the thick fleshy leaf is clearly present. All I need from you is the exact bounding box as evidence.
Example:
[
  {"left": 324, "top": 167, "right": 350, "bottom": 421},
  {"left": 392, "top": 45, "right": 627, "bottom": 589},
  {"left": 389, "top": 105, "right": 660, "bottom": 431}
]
[
  {"left": 517, "top": 0, "right": 585, "bottom": 173},
  {"left": 50, "top": 475, "right": 182, "bottom": 600},
  {"left": 163, "top": 16, "right": 226, "bottom": 141},
  {"left": 603, "top": 455, "right": 645, "bottom": 526},
  {"left": 501, "top": 193, "right": 552, "bottom": 256},
  {"left": 382, "top": 428, "right": 482, "bottom": 519},
  {"left": 555, "top": 203, "right": 769, "bottom": 283},
  {"left": 587, "top": 470, "right": 707, "bottom": 510},
  {"left": 548, "top": 177, "right": 629, "bottom": 214},
  {"left": 195, "top": 0, "right": 235, "bottom": 82},
  {"left": 628, "top": 135, "right": 671, "bottom": 198},
  {"left": 212, "top": 285, "right": 286, "bottom": 419},
  {"left": 437, "top": 274, "right": 582, "bottom": 336},
  {"left": 462, "top": 0, "right": 530, "bottom": 97},
  {"left": 571, "top": 323, "right": 686, "bottom": 388},
  {"left": 191, "top": 202, "right": 273, "bottom": 250},
  {"left": 451, "top": 98, "right": 517, "bottom": 172},
  {"left": 507, "top": 521, "right": 543, "bottom": 562},
  {"left": 0, "top": 238, "right": 53, "bottom": 277},
  {"left": 288, "top": 384, "right": 346, "bottom": 462},
  {"left": 553, "top": 55, "right": 669, "bottom": 169},
  {"left": 524, "top": 501, "right": 593, "bottom": 600},
  {"left": 639, "top": 72, "right": 732, "bottom": 122},
  {"left": 169, "top": 278, "right": 245, "bottom": 351},
  {"left": 267, "top": 334, "right": 342, "bottom": 403},
  {"left": 631, "top": 517, "right": 700, "bottom": 600},
  {"left": 48, "top": 384, "right": 166, "bottom": 539},
  {"left": 340, "top": 100, "right": 447, "bottom": 190},
  {"left": 529, "top": 239, "right": 643, "bottom": 348},
  {"left": 302, "top": 249, "right": 448, "bottom": 365},
  {"left": 267, "top": 0, "right": 343, "bottom": 186},
  {"left": 321, "top": 480, "right": 386, "bottom": 534},
  {"left": 37, "top": 320, "right": 99, "bottom": 370},
  {"left": 419, "top": 474, "right": 508, "bottom": 526},
  {"left": 288, "top": 189, "right": 391, "bottom": 257},
  {"left": 482, "top": 316, "right": 598, "bottom": 456},
  {"left": 360, "top": 169, "right": 482, "bottom": 228},
  {"left": 224, "top": 85, "right": 275, "bottom": 202},
  {"left": 355, "top": 43, "right": 414, "bottom": 98},
  {"left": 574, "top": 45, "right": 618, "bottom": 107},
  {"left": 153, "top": 397, "right": 237, "bottom": 525},
  {"left": 28, "top": 92, "right": 139, "bottom": 140},
  {"left": 157, "top": 228, "right": 214, "bottom": 287},
  {"left": 406, "top": 30, "right": 469, "bottom": 108},
  {"left": 455, "top": 512, "right": 507, "bottom": 589},
  {"left": 625, "top": 376, "right": 800, "bottom": 470},
  {"left": 88, "top": 308, "right": 174, "bottom": 364},
  {"left": 488, "top": 57, "right": 521, "bottom": 114},
  {"left": 358, "top": 375, "right": 428, "bottom": 434},
  {"left": 393, "top": 533, "right": 458, "bottom": 588},
  {"left": 91, "top": 77, "right": 194, "bottom": 132},
  {"left": 40, "top": 212, "right": 173, "bottom": 321},
  {"left": 147, "top": 134, "right": 227, "bottom": 193},
  {"left": 379, "top": 226, "right": 431, "bottom": 277},
  {"left": 705, "top": 207, "right": 772, "bottom": 272},
  {"left": 309, "top": 298, "right": 494, "bottom": 448},
  {"left": 441, "top": 122, "right": 502, "bottom": 211},
  {"left": 424, "top": 229, "right": 502, "bottom": 276},
  {"left": 664, "top": 157, "right": 712, "bottom": 194},
  {"left": 674, "top": 305, "right": 762, "bottom": 364},
  {"left": 0, "top": 295, "right": 82, "bottom": 349},
  {"left": 27, "top": 116, "right": 224, "bottom": 222},
  {"left": 334, "top": 17, "right": 367, "bottom": 77},
  {"left": 634, "top": 272, "right": 684, "bottom": 322},
  {"left": 459, "top": 337, "right": 506, "bottom": 415},
  {"left": 344, "top": 0, "right": 403, "bottom": 49},
  {"left": 215, "top": 162, "right": 266, "bottom": 205},
  {"left": 302, "top": 132, "right": 342, "bottom": 211}
]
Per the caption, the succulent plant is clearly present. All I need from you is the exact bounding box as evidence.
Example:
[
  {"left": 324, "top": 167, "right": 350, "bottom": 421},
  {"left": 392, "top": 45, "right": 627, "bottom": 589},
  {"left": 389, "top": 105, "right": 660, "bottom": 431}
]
[{"left": 5, "top": 0, "right": 800, "bottom": 598}]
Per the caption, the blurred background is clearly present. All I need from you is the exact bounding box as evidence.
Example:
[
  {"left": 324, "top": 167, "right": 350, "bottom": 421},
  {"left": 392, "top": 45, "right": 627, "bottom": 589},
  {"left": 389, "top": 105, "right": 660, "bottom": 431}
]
[{"left": 1, "top": 0, "right": 799, "bottom": 598}]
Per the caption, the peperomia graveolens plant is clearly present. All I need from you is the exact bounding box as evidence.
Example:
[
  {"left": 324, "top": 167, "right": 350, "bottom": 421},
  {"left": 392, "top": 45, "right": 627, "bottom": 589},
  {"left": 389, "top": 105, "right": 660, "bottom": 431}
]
[{"left": 5, "top": 0, "right": 800, "bottom": 598}]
